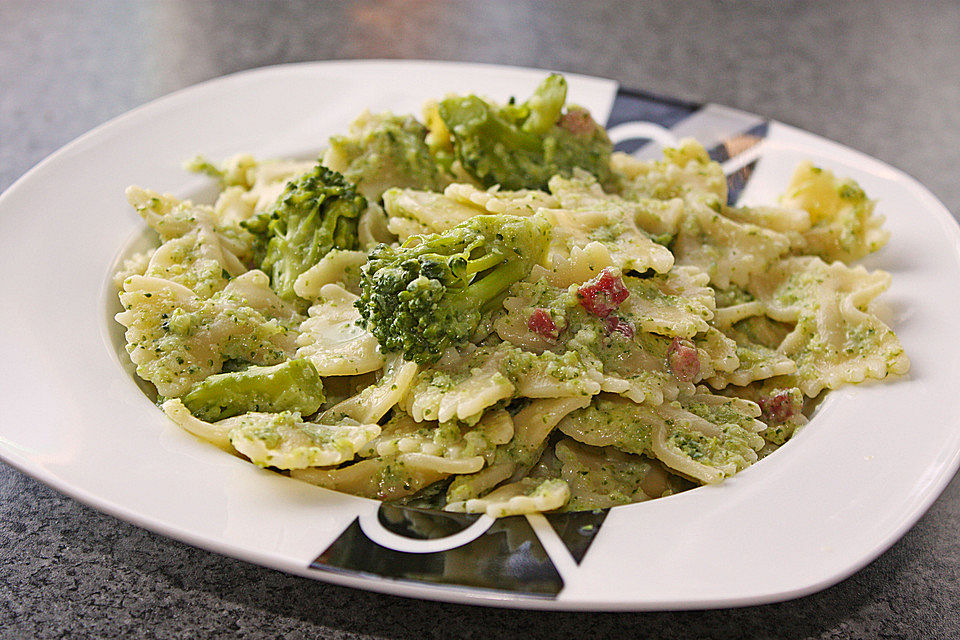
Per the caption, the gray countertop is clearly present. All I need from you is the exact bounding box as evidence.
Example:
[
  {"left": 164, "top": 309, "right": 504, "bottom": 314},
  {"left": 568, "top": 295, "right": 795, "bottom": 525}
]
[{"left": 2, "top": 1, "right": 959, "bottom": 637}]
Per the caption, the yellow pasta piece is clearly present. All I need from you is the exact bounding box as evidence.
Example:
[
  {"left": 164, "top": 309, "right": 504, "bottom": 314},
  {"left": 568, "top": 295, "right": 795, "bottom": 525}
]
[
  {"left": 779, "top": 162, "right": 889, "bottom": 263},
  {"left": 361, "top": 409, "right": 513, "bottom": 463}
]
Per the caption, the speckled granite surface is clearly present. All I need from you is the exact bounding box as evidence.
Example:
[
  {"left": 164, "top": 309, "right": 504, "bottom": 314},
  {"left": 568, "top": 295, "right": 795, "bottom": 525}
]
[{"left": 2, "top": 1, "right": 959, "bottom": 637}]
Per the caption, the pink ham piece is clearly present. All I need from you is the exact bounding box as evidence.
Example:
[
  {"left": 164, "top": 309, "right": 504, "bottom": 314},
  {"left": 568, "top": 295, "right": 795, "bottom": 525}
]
[
  {"left": 667, "top": 337, "right": 700, "bottom": 382},
  {"left": 758, "top": 389, "right": 802, "bottom": 424},
  {"left": 578, "top": 268, "right": 630, "bottom": 318},
  {"left": 527, "top": 308, "right": 560, "bottom": 341}
]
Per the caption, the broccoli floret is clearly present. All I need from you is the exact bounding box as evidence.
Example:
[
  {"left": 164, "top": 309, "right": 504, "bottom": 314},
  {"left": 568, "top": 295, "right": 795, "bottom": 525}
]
[
  {"left": 356, "top": 214, "right": 550, "bottom": 364},
  {"left": 243, "top": 163, "right": 366, "bottom": 304},
  {"left": 181, "top": 358, "right": 325, "bottom": 422},
  {"left": 437, "top": 74, "right": 618, "bottom": 191}
]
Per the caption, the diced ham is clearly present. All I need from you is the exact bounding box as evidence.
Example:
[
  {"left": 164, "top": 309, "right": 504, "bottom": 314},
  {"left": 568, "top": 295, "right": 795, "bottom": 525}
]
[
  {"left": 527, "top": 307, "right": 560, "bottom": 341},
  {"left": 667, "top": 337, "right": 700, "bottom": 382},
  {"left": 758, "top": 389, "right": 801, "bottom": 424},
  {"left": 604, "top": 315, "right": 635, "bottom": 338},
  {"left": 578, "top": 268, "right": 630, "bottom": 318},
  {"left": 559, "top": 107, "right": 598, "bottom": 138}
]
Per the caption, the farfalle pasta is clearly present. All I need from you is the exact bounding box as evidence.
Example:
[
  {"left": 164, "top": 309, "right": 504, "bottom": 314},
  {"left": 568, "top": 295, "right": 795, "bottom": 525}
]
[{"left": 115, "top": 74, "right": 908, "bottom": 516}]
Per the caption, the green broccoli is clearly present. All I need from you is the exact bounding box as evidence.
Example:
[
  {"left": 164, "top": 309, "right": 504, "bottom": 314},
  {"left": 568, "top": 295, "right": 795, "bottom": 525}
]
[
  {"left": 181, "top": 358, "right": 324, "bottom": 422},
  {"left": 242, "top": 163, "right": 366, "bottom": 303},
  {"left": 437, "top": 74, "right": 618, "bottom": 191},
  {"left": 355, "top": 214, "right": 550, "bottom": 364}
]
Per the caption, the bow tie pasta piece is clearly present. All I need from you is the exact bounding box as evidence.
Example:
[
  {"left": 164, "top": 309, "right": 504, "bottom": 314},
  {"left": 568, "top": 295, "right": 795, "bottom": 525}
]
[
  {"left": 222, "top": 270, "right": 301, "bottom": 321},
  {"left": 383, "top": 188, "right": 489, "bottom": 240},
  {"left": 142, "top": 231, "right": 242, "bottom": 298},
  {"left": 382, "top": 182, "right": 558, "bottom": 241},
  {"left": 445, "top": 396, "right": 592, "bottom": 506},
  {"left": 126, "top": 187, "right": 251, "bottom": 296},
  {"left": 617, "top": 267, "right": 716, "bottom": 338},
  {"left": 558, "top": 390, "right": 765, "bottom": 484},
  {"left": 501, "top": 348, "right": 605, "bottom": 399},
  {"left": 565, "top": 324, "right": 737, "bottom": 405},
  {"left": 672, "top": 200, "right": 792, "bottom": 289},
  {"left": 292, "top": 454, "right": 456, "bottom": 501},
  {"left": 564, "top": 330, "right": 688, "bottom": 405},
  {"left": 708, "top": 315, "right": 798, "bottom": 388},
  {"left": 723, "top": 203, "right": 812, "bottom": 236},
  {"left": 652, "top": 398, "right": 766, "bottom": 483},
  {"left": 531, "top": 242, "right": 617, "bottom": 290},
  {"left": 323, "top": 111, "right": 451, "bottom": 201},
  {"left": 613, "top": 139, "right": 728, "bottom": 206},
  {"left": 548, "top": 170, "right": 683, "bottom": 238},
  {"left": 163, "top": 398, "right": 379, "bottom": 470},
  {"left": 539, "top": 174, "right": 675, "bottom": 276},
  {"left": 720, "top": 377, "right": 809, "bottom": 446},
  {"left": 748, "top": 256, "right": 910, "bottom": 396},
  {"left": 227, "top": 412, "right": 380, "bottom": 470},
  {"left": 444, "top": 182, "right": 560, "bottom": 216},
  {"left": 779, "top": 162, "right": 889, "bottom": 263},
  {"left": 558, "top": 393, "right": 657, "bottom": 453},
  {"left": 161, "top": 398, "right": 234, "bottom": 450},
  {"left": 116, "top": 275, "right": 298, "bottom": 397},
  {"left": 295, "top": 283, "right": 384, "bottom": 376},
  {"left": 402, "top": 342, "right": 604, "bottom": 425},
  {"left": 691, "top": 327, "right": 741, "bottom": 379},
  {"left": 325, "top": 356, "right": 419, "bottom": 425},
  {"left": 710, "top": 284, "right": 768, "bottom": 327},
  {"left": 445, "top": 477, "right": 570, "bottom": 517},
  {"left": 400, "top": 346, "right": 517, "bottom": 423},
  {"left": 292, "top": 249, "right": 367, "bottom": 300},
  {"left": 554, "top": 438, "right": 693, "bottom": 511},
  {"left": 361, "top": 408, "right": 512, "bottom": 466},
  {"left": 186, "top": 154, "right": 317, "bottom": 225}
]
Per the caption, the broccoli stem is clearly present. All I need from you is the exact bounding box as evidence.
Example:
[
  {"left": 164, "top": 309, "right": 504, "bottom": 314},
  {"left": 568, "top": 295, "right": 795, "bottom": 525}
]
[
  {"left": 181, "top": 358, "right": 324, "bottom": 422},
  {"left": 458, "top": 259, "right": 531, "bottom": 314}
]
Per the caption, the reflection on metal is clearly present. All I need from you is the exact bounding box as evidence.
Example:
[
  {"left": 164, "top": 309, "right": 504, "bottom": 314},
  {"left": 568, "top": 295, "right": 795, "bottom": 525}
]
[
  {"left": 726, "top": 159, "right": 760, "bottom": 206},
  {"left": 607, "top": 88, "right": 700, "bottom": 154},
  {"left": 708, "top": 121, "right": 769, "bottom": 164},
  {"left": 377, "top": 503, "right": 481, "bottom": 539},
  {"left": 311, "top": 504, "right": 564, "bottom": 597},
  {"left": 543, "top": 509, "right": 609, "bottom": 565}
]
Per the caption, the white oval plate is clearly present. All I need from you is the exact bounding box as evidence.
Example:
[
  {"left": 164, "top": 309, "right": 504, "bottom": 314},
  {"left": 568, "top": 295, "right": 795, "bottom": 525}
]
[{"left": 2, "top": 60, "right": 958, "bottom": 611}]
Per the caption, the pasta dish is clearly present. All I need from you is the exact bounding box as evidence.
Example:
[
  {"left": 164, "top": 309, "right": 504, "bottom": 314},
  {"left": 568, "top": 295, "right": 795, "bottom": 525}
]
[{"left": 113, "top": 75, "right": 909, "bottom": 517}]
